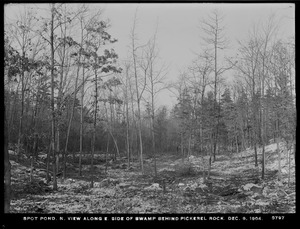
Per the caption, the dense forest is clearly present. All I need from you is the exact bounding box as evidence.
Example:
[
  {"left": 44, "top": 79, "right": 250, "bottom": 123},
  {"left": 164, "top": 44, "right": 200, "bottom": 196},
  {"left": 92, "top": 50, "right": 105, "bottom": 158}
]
[{"left": 4, "top": 4, "right": 295, "bottom": 215}]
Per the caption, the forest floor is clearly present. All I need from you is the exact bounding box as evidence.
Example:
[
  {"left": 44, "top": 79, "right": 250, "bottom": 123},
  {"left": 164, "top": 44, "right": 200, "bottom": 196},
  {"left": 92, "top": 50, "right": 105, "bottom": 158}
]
[{"left": 9, "top": 142, "right": 295, "bottom": 213}]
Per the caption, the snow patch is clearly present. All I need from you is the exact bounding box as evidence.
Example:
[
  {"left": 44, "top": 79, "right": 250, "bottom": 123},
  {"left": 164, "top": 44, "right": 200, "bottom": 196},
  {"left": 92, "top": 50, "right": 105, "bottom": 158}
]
[
  {"left": 242, "top": 183, "right": 262, "bottom": 191},
  {"left": 144, "top": 183, "right": 162, "bottom": 191}
]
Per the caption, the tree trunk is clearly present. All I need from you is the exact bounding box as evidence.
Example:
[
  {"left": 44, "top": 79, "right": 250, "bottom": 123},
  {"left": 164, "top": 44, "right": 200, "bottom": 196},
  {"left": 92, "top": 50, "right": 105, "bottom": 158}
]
[
  {"left": 46, "top": 141, "right": 51, "bottom": 184},
  {"left": 151, "top": 113, "right": 157, "bottom": 176},
  {"left": 235, "top": 133, "right": 239, "bottom": 154},
  {"left": 126, "top": 104, "right": 130, "bottom": 168},
  {"left": 188, "top": 132, "right": 192, "bottom": 158},
  {"left": 181, "top": 132, "right": 184, "bottom": 162},
  {"left": 8, "top": 80, "right": 21, "bottom": 140},
  {"left": 254, "top": 144, "right": 258, "bottom": 167},
  {"left": 208, "top": 132, "right": 213, "bottom": 179},
  {"left": 4, "top": 110, "right": 11, "bottom": 213},
  {"left": 276, "top": 119, "right": 281, "bottom": 181},
  {"left": 235, "top": 125, "right": 239, "bottom": 154},
  {"left": 202, "top": 156, "right": 206, "bottom": 182},
  {"left": 213, "top": 32, "right": 218, "bottom": 163},
  {"left": 91, "top": 69, "right": 98, "bottom": 188},
  {"left": 131, "top": 17, "right": 144, "bottom": 173},
  {"left": 79, "top": 67, "right": 85, "bottom": 177},
  {"left": 32, "top": 89, "right": 39, "bottom": 161},
  {"left": 105, "top": 132, "right": 109, "bottom": 173},
  {"left": 287, "top": 141, "right": 291, "bottom": 187},
  {"left": 50, "top": 4, "right": 57, "bottom": 191},
  {"left": 150, "top": 81, "right": 157, "bottom": 176},
  {"left": 56, "top": 130, "right": 60, "bottom": 174},
  {"left": 109, "top": 130, "right": 120, "bottom": 161},
  {"left": 30, "top": 156, "right": 34, "bottom": 182},
  {"left": 16, "top": 52, "right": 26, "bottom": 161},
  {"left": 63, "top": 60, "right": 80, "bottom": 180},
  {"left": 261, "top": 145, "right": 265, "bottom": 180},
  {"left": 125, "top": 66, "right": 131, "bottom": 168}
]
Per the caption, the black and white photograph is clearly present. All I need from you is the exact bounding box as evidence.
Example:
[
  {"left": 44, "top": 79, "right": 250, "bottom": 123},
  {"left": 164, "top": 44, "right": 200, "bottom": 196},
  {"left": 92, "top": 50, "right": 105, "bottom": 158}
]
[{"left": 4, "top": 2, "right": 295, "bottom": 219}]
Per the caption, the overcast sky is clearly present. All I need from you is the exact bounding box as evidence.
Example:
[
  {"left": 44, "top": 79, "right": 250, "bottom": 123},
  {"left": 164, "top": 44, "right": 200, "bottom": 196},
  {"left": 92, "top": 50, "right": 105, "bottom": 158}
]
[{"left": 5, "top": 3, "right": 295, "bottom": 109}]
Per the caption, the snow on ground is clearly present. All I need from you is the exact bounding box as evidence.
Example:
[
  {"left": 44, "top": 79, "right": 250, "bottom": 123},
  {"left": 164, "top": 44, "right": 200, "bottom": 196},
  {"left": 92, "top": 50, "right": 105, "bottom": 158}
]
[{"left": 8, "top": 141, "right": 295, "bottom": 213}]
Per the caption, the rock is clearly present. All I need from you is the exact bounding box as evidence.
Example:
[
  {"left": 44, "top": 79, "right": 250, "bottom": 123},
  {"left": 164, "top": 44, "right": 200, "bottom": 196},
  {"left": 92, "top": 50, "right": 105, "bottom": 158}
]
[
  {"left": 66, "top": 178, "right": 75, "bottom": 184},
  {"left": 38, "top": 154, "right": 47, "bottom": 160},
  {"left": 127, "top": 167, "right": 134, "bottom": 171},
  {"left": 242, "top": 183, "right": 262, "bottom": 191},
  {"left": 195, "top": 187, "right": 205, "bottom": 193},
  {"left": 183, "top": 186, "right": 191, "bottom": 192},
  {"left": 118, "top": 182, "right": 131, "bottom": 189},
  {"left": 109, "top": 178, "right": 120, "bottom": 185},
  {"left": 128, "top": 186, "right": 138, "bottom": 190},
  {"left": 99, "top": 178, "right": 110, "bottom": 187},
  {"left": 277, "top": 181, "right": 284, "bottom": 187},
  {"left": 9, "top": 150, "right": 17, "bottom": 156},
  {"left": 144, "top": 183, "right": 162, "bottom": 191},
  {"left": 188, "top": 155, "right": 196, "bottom": 161}
]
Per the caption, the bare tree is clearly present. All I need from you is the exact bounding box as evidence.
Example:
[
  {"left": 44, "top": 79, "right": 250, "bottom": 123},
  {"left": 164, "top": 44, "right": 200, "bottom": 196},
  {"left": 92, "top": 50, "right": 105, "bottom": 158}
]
[
  {"left": 231, "top": 27, "right": 262, "bottom": 167},
  {"left": 142, "top": 28, "right": 168, "bottom": 176},
  {"left": 200, "top": 9, "right": 231, "bottom": 162},
  {"left": 188, "top": 50, "right": 213, "bottom": 180},
  {"left": 119, "top": 61, "right": 132, "bottom": 167},
  {"left": 129, "top": 9, "right": 148, "bottom": 174},
  {"left": 7, "top": 7, "right": 37, "bottom": 160}
]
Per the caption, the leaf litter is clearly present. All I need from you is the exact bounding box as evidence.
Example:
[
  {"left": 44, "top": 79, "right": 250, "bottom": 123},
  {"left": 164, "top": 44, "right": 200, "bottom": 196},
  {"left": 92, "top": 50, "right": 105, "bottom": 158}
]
[{"left": 9, "top": 142, "right": 295, "bottom": 213}]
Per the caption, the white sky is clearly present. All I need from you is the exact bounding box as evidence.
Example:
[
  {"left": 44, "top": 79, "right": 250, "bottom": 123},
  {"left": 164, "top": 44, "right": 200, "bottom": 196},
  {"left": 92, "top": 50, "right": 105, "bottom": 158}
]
[{"left": 5, "top": 3, "right": 295, "bottom": 109}]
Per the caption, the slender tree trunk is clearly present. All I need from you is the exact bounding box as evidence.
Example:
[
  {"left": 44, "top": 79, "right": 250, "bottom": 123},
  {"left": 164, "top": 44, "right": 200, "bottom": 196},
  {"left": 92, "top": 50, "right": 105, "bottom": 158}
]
[
  {"left": 63, "top": 59, "right": 81, "bottom": 180},
  {"left": 253, "top": 95, "right": 258, "bottom": 167},
  {"left": 50, "top": 4, "right": 57, "bottom": 191},
  {"left": 213, "top": 31, "right": 218, "bottom": 163},
  {"left": 151, "top": 111, "right": 157, "bottom": 176},
  {"left": 31, "top": 87, "right": 40, "bottom": 161},
  {"left": 136, "top": 96, "right": 144, "bottom": 172},
  {"left": 150, "top": 75, "right": 157, "bottom": 176},
  {"left": 56, "top": 130, "right": 60, "bottom": 174},
  {"left": 126, "top": 102, "right": 130, "bottom": 168},
  {"left": 260, "top": 101, "right": 265, "bottom": 179},
  {"left": 131, "top": 16, "right": 144, "bottom": 173},
  {"left": 287, "top": 141, "right": 291, "bottom": 186},
  {"left": 109, "top": 96, "right": 119, "bottom": 161},
  {"left": 125, "top": 65, "right": 131, "bottom": 167},
  {"left": 181, "top": 132, "right": 184, "bottom": 162},
  {"left": 30, "top": 156, "right": 34, "bottom": 182},
  {"left": 4, "top": 107, "right": 11, "bottom": 213},
  {"left": 46, "top": 141, "right": 51, "bottom": 184},
  {"left": 262, "top": 144, "right": 265, "bottom": 179},
  {"left": 79, "top": 67, "right": 84, "bottom": 177},
  {"left": 109, "top": 130, "right": 120, "bottom": 160},
  {"left": 202, "top": 156, "right": 206, "bottom": 182},
  {"left": 91, "top": 70, "right": 98, "bottom": 188},
  {"left": 188, "top": 132, "right": 192, "bottom": 158},
  {"left": 8, "top": 80, "right": 21, "bottom": 140},
  {"left": 130, "top": 94, "right": 137, "bottom": 163},
  {"left": 235, "top": 133, "right": 239, "bottom": 154},
  {"left": 105, "top": 132, "right": 109, "bottom": 173},
  {"left": 276, "top": 119, "right": 281, "bottom": 181},
  {"left": 16, "top": 64, "right": 25, "bottom": 161},
  {"left": 208, "top": 132, "right": 213, "bottom": 179}
]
